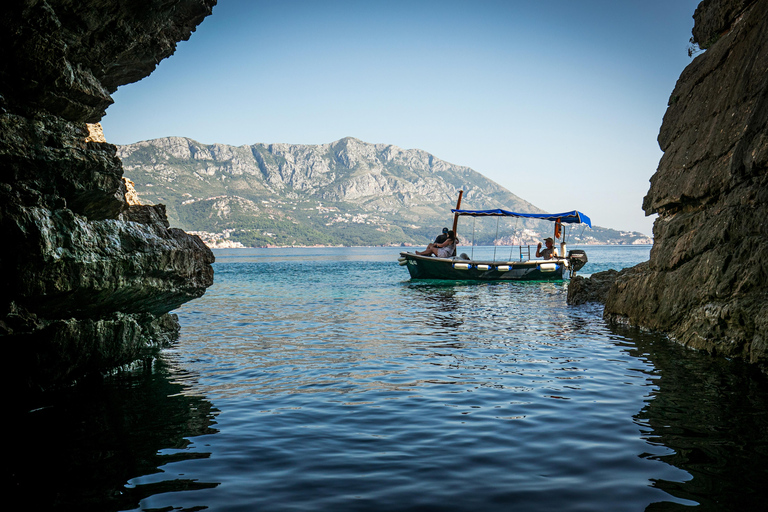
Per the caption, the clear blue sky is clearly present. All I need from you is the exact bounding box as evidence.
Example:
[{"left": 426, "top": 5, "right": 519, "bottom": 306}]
[{"left": 101, "top": 0, "right": 703, "bottom": 235}]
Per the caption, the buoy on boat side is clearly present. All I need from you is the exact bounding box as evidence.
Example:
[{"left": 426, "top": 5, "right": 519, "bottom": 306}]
[
  {"left": 453, "top": 262, "right": 471, "bottom": 270},
  {"left": 496, "top": 265, "right": 511, "bottom": 271},
  {"left": 477, "top": 264, "right": 491, "bottom": 271},
  {"left": 538, "top": 263, "right": 559, "bottom": 272}
]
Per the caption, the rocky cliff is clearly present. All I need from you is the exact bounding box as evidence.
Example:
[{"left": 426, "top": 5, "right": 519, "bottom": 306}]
[
  {"left": 118, "top": 136, "right": 652, "bottom": 247},
  {"left": 569, "top": 0, "right": 768, "bottom": 371},
  {"left": 1, "top": 1, "right": 216, "bottom": 393}
]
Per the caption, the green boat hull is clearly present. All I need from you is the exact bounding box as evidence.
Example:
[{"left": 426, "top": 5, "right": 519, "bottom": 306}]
[{"left": 398, "top": 252, "right": 569, "bottom": 281}]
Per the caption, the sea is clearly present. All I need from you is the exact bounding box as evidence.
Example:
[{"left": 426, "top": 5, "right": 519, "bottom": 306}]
[{"left": 12, "top": 245, "right": 768, "bottom": 512}]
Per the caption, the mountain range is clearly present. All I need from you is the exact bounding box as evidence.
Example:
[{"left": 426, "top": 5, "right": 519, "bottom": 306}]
[{"left": 117, "top": 136, "right": 652, "bottom": 248}]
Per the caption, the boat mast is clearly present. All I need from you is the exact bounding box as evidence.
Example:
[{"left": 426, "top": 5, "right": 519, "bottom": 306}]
[{"left": 452, "top": 190, "right": 463, "bottom": 237}]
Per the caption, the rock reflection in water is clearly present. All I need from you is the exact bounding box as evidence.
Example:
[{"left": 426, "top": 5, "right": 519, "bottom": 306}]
[
  {"left": 10, "top": 361, "right": 219, "bottom": 511},
  {"left": 616, "top": 326, "right": 768, "bottom": 511}
]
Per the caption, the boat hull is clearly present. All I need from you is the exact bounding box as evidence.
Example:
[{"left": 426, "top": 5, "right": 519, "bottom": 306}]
[{"left": 399, "top": 252, "right": 568, "bottom": 281}]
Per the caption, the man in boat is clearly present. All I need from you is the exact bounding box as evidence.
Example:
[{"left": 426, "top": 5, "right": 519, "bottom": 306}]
[
  {"left": 416, "top": 230, "right": 456, "bottom": 258},
  {"left": 536, "top": 237, "right": 555, "bottom": 259},
  {"left": 434, "top": 227, "right": 449, "bottom": 244}
]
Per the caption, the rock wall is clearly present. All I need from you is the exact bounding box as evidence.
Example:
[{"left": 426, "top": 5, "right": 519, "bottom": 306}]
[
  {"left": 1, "top": 1, "right": 217, "bottom": 392},
  {"left": 571, "top": 0, "right": 768, "bottom": 370}
]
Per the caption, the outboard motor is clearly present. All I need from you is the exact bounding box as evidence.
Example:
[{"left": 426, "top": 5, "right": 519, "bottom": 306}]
[{"left": 567, "top": 249, "right": 588, "bottom": 273}]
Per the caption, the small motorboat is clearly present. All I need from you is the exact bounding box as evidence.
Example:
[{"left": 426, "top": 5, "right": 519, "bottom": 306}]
[{"left": 398, "top": 195, "right": 590, "bottom": 281}]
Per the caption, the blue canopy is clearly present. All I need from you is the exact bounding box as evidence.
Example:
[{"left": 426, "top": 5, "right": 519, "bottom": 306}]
[{"left": 451, "top": 209, "right": 591, "bottom": 228}]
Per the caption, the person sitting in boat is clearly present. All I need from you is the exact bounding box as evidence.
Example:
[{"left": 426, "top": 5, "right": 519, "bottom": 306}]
[
  {"left": 434, "top": 227, "right": 449, "bottom": 244},
  {"left": 536, "top": 237, "right": 555, "bottom": 259},
  {"left": 416, "top": 230, "right": 456, "bottom": 258}
]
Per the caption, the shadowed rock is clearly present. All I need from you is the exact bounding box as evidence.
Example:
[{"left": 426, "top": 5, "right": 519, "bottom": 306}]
[
  {"left": 1, "top": 1, "right": 217, "bottom": 393},
  {"left": 567, "top": 266, "right": 647, "bottom": 306}
]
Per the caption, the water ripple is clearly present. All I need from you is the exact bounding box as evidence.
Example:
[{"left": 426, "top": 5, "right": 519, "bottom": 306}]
[{"left": 14, "top": 247, "right": 768, "bottom": 512}]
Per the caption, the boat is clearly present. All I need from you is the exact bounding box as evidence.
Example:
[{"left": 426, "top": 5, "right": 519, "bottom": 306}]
[{"left": 398, "top": 195, "right": 590, "bottom": 281}]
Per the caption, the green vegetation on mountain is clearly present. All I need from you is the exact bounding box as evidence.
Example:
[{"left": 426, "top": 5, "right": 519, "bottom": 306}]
[{"left": 118, "top": 136, "right": 651, "bottom": 247}]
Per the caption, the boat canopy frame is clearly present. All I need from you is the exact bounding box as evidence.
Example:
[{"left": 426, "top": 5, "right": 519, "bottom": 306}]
[{"left": 451, "top": 209, "right": 592, "bottom": 228}]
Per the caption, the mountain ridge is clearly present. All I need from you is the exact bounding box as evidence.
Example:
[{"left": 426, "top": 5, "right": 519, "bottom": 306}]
[{"left": 118, "top": 136, "right": 652, "bottom": 247}]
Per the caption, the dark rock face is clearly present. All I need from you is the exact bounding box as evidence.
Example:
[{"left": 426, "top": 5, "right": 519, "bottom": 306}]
[
  {"left": 567, "top": 265, "right": 648, "bottom": 307},
  {"left": 1, "top": 1, "right": 216, "bottom": 392},
  {"left": 584, "top": 0, "right": 768, "bottom": 369},
  {"left": 0, "top": 1, "right": 216, "bottom": 123}
]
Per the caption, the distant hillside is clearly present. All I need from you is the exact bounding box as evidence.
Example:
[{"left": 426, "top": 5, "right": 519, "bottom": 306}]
[{"left": 117, "top": 136, "right": 652, "bottom": 247}]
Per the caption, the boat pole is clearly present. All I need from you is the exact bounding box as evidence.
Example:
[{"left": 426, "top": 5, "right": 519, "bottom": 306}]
[
  {"left": 452, "top": 190, "right": 463, "bottom": 237},
  {"left": 452, "top": 190, "right": 463, "bottom": 257}
]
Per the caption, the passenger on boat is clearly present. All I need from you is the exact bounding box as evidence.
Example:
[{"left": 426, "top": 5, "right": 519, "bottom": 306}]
[
  {"left": 536, "top": 237, "right": 555, "bottom": 259},
  {"left": 416, "top": 230, "right": 456, "bottom": 258},
  {"left": 434, "top": 227, "right": 449, "bottom": 244}
]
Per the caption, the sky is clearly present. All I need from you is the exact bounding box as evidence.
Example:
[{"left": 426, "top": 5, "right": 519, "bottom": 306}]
[{"left": 101, "top": 0, "right": 704, "bottom": 236}]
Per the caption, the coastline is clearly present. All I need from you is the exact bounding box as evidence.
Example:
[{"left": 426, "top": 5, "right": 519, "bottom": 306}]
[{"left": 206, "top": 242, "right": 654, "bottom": 250}]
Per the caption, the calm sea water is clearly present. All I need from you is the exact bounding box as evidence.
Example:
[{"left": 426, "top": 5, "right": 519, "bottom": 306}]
[{"left": 12, "top": 246, "right": 768, "bottom": 511}]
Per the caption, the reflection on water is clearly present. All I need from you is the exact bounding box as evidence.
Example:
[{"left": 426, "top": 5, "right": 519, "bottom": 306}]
[
  {"left": 9, "top": 247, "right": 768, "bottom": 511},
  {"left": 11, "top": 362, "right": 219, "bottom": 512},
  {"left": 622, "top": 327, "right": 768, "bottom": 511}
]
